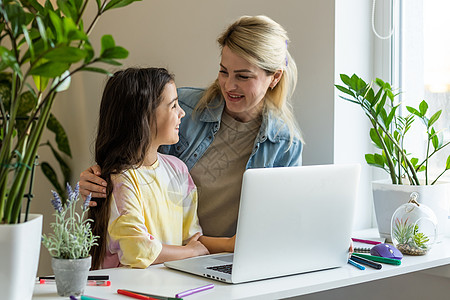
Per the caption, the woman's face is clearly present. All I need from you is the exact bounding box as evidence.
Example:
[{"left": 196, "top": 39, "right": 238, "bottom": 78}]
[
  {"left": 153, "top": 81, "right": 185, "bottom": 146},
  {"left": 218, "top": 46, "right": 279, "bottom": 122}
]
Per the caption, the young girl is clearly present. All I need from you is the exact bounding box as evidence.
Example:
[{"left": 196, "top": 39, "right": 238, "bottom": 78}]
[{"left": 89, "top": 68, "right": 234, "bottom": 270}]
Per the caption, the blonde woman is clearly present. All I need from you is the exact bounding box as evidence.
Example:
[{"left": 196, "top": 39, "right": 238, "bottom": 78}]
[{"left": 80, "top": 15, "right": 303, "bottom": 238}]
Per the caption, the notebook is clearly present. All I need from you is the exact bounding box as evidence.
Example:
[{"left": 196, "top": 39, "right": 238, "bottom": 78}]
[{"left": 164, "top": 164, "right": 361, "bottom": 284}]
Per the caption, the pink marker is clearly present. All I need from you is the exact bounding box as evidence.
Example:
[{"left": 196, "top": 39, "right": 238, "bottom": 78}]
[{"left": 351, "top": 238, "right": 382, "bottom": 245}]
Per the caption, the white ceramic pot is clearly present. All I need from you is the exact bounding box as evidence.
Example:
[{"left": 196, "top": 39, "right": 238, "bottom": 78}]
[
  {"left": 372, "top": 180, "right": 450, "bottom": 242},
  {"left": 0, "top": 214, "right": 42, "bottom": 300}
]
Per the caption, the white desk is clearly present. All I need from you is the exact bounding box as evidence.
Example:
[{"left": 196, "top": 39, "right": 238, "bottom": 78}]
[{"left": 33, "top": 229, "right": 450, "bottom": 300}]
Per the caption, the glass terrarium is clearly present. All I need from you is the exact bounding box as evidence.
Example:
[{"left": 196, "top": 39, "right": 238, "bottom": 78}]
[{"left": 391, "top": 192, "right": 437, "bottom": 255}]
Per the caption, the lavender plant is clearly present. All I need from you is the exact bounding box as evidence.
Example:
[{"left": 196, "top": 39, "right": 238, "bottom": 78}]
[{"left": 42, "top": 183, "right": 98, "bottom": 259}]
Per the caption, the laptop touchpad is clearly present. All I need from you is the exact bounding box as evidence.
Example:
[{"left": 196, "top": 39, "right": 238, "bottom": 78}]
[{"left": 215, "top": 254, "right": 233, "bottom": 263}]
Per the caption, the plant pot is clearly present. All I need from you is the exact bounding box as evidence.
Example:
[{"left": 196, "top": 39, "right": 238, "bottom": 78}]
[
  {"left": 372, "top": 180, "right": 450, "bottom": 242},
  {"left": 51, "top": 256, "right": 92, "bottom": 297},
  {"left": 0, "top": 214, "right": 42, "bottom": 300}
]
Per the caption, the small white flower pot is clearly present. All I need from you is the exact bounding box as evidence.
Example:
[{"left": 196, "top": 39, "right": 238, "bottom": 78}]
[{"left": 51, "top": 256, "right": 92, "bottom": 297}]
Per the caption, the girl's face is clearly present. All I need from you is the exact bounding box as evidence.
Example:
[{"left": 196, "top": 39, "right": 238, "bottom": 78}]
[
  {"left": 218, "top": 46, "right": 281, "bottom": 122},
  {"left": 153, "top": 81, "right": 185, "bottom": 146}
]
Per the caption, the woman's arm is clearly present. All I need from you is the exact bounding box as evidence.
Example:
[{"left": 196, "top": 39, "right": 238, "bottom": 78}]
[
  {"left": 153, "top": 232, "right": 209, "bottom": 264},
  {"left": 199, "top": 235, "right": 235, "bottom": 254}
]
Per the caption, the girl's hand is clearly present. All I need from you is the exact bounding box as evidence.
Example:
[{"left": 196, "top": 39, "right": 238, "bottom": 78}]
[
  {"left": 79, "top": 164, "right": 107, "bottom": 204},
  {"left": 185, "top": 232, "right": 210, "bottom": 257}
]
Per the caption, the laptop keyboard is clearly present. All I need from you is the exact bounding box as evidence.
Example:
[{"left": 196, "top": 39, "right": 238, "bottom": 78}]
[{"left": 207, "top": 264, "right": 233, "bottom": 274}]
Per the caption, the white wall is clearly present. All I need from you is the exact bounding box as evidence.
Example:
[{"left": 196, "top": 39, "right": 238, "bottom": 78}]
[
  {"left": 334, "top": 0, "right": 374, "bottom": 230},
  {"left": 31, "top": 0, "right": 376, "bottom": 276}
]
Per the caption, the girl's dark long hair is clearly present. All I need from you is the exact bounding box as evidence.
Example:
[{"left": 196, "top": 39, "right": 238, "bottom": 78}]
[{"left": 89, "top": 67, "right": 174, "bottom": 270}]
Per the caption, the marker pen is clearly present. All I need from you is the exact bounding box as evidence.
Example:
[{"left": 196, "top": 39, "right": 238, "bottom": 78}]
[{"left": 39, "top": 279, "right": 111, "bottom": 286}]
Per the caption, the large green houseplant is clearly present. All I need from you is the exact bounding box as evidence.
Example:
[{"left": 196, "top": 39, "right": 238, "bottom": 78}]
[
  {"left": 336, "top": 74, "right": 450, "bottom": 241},
  {"left": 1, "top": 2, "right": 140, "bottom": 298},
  {"left": 0, "top": 0, "right": 141, "bottom": 225},
  {"left": 336, "top": 73, "right": 450, "bottom": 185}
]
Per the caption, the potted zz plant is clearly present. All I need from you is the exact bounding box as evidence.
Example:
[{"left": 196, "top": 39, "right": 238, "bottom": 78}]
[
  {"left": 336, "top": 74, "right": 450, "bottom": 242},
  {"left": 42, "top": 183, "right": 98, "bottom": 297},
  {"left": 0, "top": 1, "right": 140, "bottom": 299}
]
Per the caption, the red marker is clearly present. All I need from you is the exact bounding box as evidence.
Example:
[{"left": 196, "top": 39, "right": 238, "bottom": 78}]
[
  {"left": 117, "top": 289, "right": 159, "bottom": 300},
  {"left": 39, "top": 279, "right": 111, "bottom": 286}
]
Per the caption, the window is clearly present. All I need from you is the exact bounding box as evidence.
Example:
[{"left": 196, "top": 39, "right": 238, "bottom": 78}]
[{"left": 393, "top": 0, "right": 450, "bottom": 181}]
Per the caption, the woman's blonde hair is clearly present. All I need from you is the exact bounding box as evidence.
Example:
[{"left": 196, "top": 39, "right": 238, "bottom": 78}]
[{"left": 196, "top": 15, "right": 303, "bottom": 145}]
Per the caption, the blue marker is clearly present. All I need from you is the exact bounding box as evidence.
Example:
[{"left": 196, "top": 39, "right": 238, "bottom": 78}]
[{"left": 348, "top": 258, "right": 365, "bottom": 270}]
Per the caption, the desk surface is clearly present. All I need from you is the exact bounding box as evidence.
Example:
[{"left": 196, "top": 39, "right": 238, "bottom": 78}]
[{"left": 33, "top": 229, "right": 450, "bottom": 300}]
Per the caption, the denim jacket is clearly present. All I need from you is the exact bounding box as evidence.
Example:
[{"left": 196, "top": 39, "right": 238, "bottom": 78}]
[{"left": 159, "top": 87, "right": 303, "bottom": 170}]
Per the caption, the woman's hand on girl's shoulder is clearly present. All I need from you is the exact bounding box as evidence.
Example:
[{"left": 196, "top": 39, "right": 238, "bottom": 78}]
[
  {"left": 185, "top": 232, "right": 210, "bottom": 257},
  {"left": 79, "top": 164, "right": 107, "bottom": 205}
]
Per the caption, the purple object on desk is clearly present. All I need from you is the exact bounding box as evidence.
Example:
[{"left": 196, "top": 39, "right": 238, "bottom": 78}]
[
  {"left": 370, "top": 243, "right": 403, "bottom": 260},
  {"left": 175, "top": 284, "right": 214, "bottom": 298}
]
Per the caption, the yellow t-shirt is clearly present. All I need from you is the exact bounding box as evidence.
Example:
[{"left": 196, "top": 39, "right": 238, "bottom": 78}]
[{"left": 103, "top": 153, "right": 201, "bottom": 269}]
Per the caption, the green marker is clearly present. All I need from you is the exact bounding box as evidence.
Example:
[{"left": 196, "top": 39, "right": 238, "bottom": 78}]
[{"left": 352, "top": 253, "right": 402, "bottom": 265}]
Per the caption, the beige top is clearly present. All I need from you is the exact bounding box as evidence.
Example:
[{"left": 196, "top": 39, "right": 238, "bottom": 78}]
[{"left": 189, "top": 111, "right": 261, "bottom": 237}]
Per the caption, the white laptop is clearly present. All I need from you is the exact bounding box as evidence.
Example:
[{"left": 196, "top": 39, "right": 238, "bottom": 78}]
[{"left": 164, "top": 164, "right": 361, "bottom": 284}]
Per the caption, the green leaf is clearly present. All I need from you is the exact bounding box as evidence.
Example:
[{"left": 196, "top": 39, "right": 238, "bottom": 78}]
[
  {"left": 386, "top": 105, "right": 399, "bottom": 128},
  {"left": 338, "top": 95, "right": 359, "bottom": 105},
  {"left": 365, "top": 88, "right": 375, "bottom": 106},
  {"left": 48, "top": 10, "right": 64, "bottom": 43},
  {"left": 375, "top": 91, "right": 387, "bottom": 116},
  {"left": 35, "top": 16, "right": 48, "bottom": 49},
  {"left": 63, "top": 16, "right": 87, "bottom": 42},
  {"left": 47, "top": 114, "right": 72, "bottom": 157},
  {"left": 430, "top": 127, "right": 439, "bottom": 150},
  {"left": 5, "top": 2, "right": 29, "bottom": 37},
  {"left": 32, "top": 74, "right": 50, "bottom": 92},
  {"left": 101, "top": 46, "right": 128, "bottom": 59},
  {"left": 419, "top": 100, "right": 428, "bottom": 116},
  {"left": 80, "top": 67, "right": 113, "bottom": 76},
  {"left": 57, "top": 0, "right": 76, "bottom": 19},
  {"left": 335, "top": 85, "right": 355, "bottom": 99},
  {"left": 340, "top": 74, "right": 352, "bottom": 86},
  {"left": 30, "top": 61, "right": 69, "bottom": 77},
  {"left": 17, "top": 91, "right": 37, "bottom": 116},
  {"left": 22, "top": 24, "right": 35, "bottom": 60},
  {"left": 428, "top": 110, "right": 442, "bottom": 128},
  {"left": 104, "top": 0, "right": 142, "bottom": 11},
  {"left": 369, "top": 128, "right": 383, "bottom": 149},
  {"left": 375, "top": 78, "right": 385, "bottom": 88},
  {"left": 46, "top": 142, "right": 71, "bottom": 183},
  {"left": 100, "top": 34, "right": 115, "bottom": 55},
  {"left": 98, "top": 58, "right": 122, "bottom": 66},
  {"left": 43, "top": 46, "right": 87, "bottom": 63},
  {"left": 365, "top": 154, "right": 384, "bottom": 168},
  {"left": 446, "top": 156, "right": 450, "bottom": 170},
  {"left": 83, "top": 40, "right": 95, "bottom": 63},
  {"left": 406, "top": 106, "right": 420, "bottom": 117},
  {"left": 365, "top": 154, "right": 375, "bottom": 164},
  {"left": 40, "top": 162, "right": 64, "bottom": 197},
  {"left": 0, "top": 46, "right": 22, "bottom": 77},
  {"left": 374, "top": 153, "right": 385, "bottom": 166}
]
